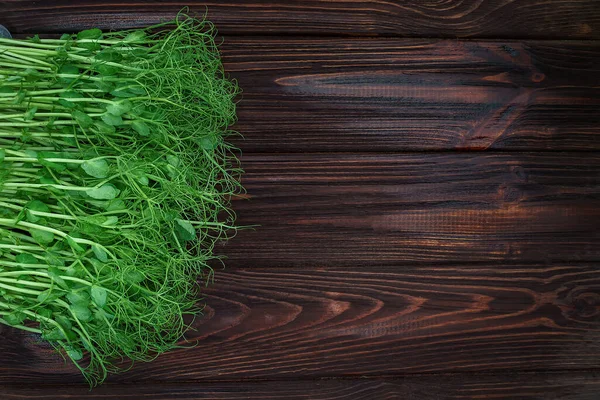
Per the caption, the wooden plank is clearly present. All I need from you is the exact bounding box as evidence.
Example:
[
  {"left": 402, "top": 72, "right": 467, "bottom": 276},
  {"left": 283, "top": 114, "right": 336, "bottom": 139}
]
[
  {"left": 4, "top": 38, "right": 599, "bottom": 151},
  {"left": 1, "top": 264, "right": 600, "bottom": 383},
  {"left": 2, "top": 373, "right": 600, "bottom": 399},
  {"left": 2, "top": 1, "right": 600, "bottom": 39},
  {"left": 222, "top": 153, "right": 600, "bottom": 266},
  {"left": 223, "top": 39, "right": 600, "bottom": 152}
]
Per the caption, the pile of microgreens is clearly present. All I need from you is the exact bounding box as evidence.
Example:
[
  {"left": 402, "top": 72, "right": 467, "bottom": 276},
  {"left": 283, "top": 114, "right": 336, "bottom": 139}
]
[{"left": 0, "top": 12, "right": 241, "bottom": 385}]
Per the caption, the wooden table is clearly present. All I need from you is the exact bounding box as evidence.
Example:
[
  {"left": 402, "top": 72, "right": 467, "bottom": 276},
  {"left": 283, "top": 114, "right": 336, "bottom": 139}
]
[{"left": 1, "top": 1, "right": 600, "bottom": 398}]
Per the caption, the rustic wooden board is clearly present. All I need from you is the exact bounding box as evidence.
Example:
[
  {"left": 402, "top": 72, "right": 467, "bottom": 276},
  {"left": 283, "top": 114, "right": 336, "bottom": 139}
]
[
  {"left": 2, "top": 0, "right": 600, "bottom": 39},
  {"left": 2, "top": 2, "right": 600, "bottom": 395},
  {"left": 223, "top": 38, "right": 600, "bottom": 152},
  {"left": 6, "top": 39, "right": 600, "bottom": 151},
  {"left": 2, "top": 372, "right": 600, "bottom": 399},
  {"left": 1, "top": 264, "right": 600, "bottom": 383},
  {"left": 220, "top": 153, "right": 600, "bottom": 266}
]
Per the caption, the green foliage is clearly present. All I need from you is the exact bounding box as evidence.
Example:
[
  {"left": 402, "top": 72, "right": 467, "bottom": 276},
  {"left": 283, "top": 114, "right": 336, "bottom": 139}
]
[{"left": 0, "top": 11, "right": 242, "bottom": 387}]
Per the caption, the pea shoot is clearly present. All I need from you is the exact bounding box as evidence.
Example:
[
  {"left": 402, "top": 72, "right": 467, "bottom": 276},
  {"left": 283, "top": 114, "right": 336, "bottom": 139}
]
[{"left": 0, "top": 11, "right": 242, "bottom": 386}]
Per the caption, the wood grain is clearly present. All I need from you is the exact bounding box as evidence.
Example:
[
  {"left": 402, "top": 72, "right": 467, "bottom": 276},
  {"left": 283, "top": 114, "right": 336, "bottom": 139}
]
[
  {"left": 223, "top": 39, "right": 600, "bottom": 152},
  {"left": 222, "top": 153, "right": 600, "bottom": 266},
  {"left": 2, "top": 1, "right": 600, "bottom": 394},
  {"left": 2, "top": 0, "right": 600, "bottom": 39},
  {"left": 3, "top": 373, "right": 600, "bottom": 399},
  {"left": 7, "top": 38, "right": 600, "bottom": 151},
  {"left": 1, "top": 264, "right": 600, "bottom": 383}
]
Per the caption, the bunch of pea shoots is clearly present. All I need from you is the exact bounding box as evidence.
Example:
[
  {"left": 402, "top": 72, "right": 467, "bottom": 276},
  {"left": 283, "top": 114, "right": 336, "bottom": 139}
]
[{"left": 0, "top": 14, "right": 241, "bottom": 385}]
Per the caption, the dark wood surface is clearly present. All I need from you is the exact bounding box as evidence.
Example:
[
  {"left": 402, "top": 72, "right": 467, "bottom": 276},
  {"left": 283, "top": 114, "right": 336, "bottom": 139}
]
[
  {"left": 225, "top": 153, "right": 600, "bottom": 266},
  {"left": 2, "top": 1, "right": 600, "bottom": 399},
  {"left": 3, "top": 372, "right": 600, "bottom": 399},
  {"left": 224, "top": 39, "right": 600, "bottom": 152},
  {"left": 3, "top": 0, "right": 600, "bottom": 39},
  {"left": 4, "top": 263, "right": 600, "bottom": 384}
]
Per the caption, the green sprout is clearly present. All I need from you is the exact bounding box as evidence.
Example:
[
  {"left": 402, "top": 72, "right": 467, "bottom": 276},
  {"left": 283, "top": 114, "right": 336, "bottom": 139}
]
[{"left": 0, "top": 11, "right": 242, "bottom": 386}]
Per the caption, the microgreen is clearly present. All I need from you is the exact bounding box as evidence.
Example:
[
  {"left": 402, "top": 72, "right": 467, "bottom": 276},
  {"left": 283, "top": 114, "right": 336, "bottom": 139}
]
[{"left": 0, "top": 10, "right": 242, "bottom": 386}]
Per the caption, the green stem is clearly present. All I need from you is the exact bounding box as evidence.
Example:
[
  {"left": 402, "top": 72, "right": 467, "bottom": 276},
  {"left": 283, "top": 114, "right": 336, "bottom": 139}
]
[{"left": 0, "top": 318, "right": 42, "bottom": 334}]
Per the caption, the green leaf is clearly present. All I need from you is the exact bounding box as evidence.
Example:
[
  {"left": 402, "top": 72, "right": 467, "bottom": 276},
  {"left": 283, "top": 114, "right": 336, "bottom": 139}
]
[
  {"left": 23, "top": 68, "right": 42, "bottom": 82},
  {"left": 58, "top": 64, "right": 79, "bottom": 84},
  {"left": 89, "top": 258, "right": 104, "bottom": 272},
  {"left": 37, "top": 289, "right": 60, "bottom": 303},
  {"left": 77, "top": 28, "right": 102, "bottom": 40},
  {"left": 78, "top": 41, "right": 101, "bottom": 51},
  {"left": 42, "top": 327, "right": 66, "bottom": 341},
  {"left": 124, "top": 270, "right": 144, "bottom": 284},
  {"left": 47, "top": 267, "right": 68, "bottom": 290},
  {"left": 59, "top": 64, "right": 79, "bottom": 75},
  {"left": 23, "top": 107, "right": 37, "bottom": 121},
  {"left": 15, "top": 253, "right": 38, "bottom": 264},
  {"left": 55, "top": 315, "right": 72, "bottom": 330},
  {"left": 31, "top": 226, "right": 54, "bottom": 245},
  {"left": 95, "top": 49, "right": 123, "bottom": 63},
  {"left": 101, "top": 113, "right": 123, "bottom": 127},
  {"left": 66, "top": 346, "right": 83, "bottom": 361},
  {"left": 26, "top": 209, "right": 40, "bottom": 223},
  {"left": 66, "top": 235, "right": 86, "bottom": 253},
  {"left": 92, "top": 244, "right": 108, "bottom": 262},
  {"left": 135, "top": 174, "right": 149, "bottom": 186},
  {"left": 24, "top": 149, "right": 37, "bottom": 158},
  {"left": 124, "top": 31, "right": 146, "bottom": 43},
  {"left": 15, "top": 208, "right": 26, "bottom": 223},
  {"left": 97, "top": 64, "right": 120, "bottom": 76},
  {"left": 106, "top": 101, "right": 132, "bottom": 116},
  {"left": 166, "top": 155, "right": 180, "bottom": 167},
  {"left": 36, "top": 308, "right": 53, "bottom": 319},
  {"left": 165, "top": 164, "right": 178, "bottom": 179},
  {"left": 131, "top": 120, "right": 150, "bottom": 136},
  {"left": 4, "top": 311, "right": 26, "bottom": 325},
  {"left": 103, "top": 216, "right": 119, "bottom": 226},
  {"left": 39, "top": 175, "right": 55, "bottom": 185},
  {"left": 26, "top": 200, "right": 49, "bottom": 223},
  {"left": 131, "top": 47, "right": 150, "bottom": 57},
  {"left": 64, "top": 136, "right": 77, "bottom": 147},
  {"left": 106, "top": 199, "right": 126, "bottom": 211},
  {"left": 58, "top": 99, "right": 76, "bottom": 109},
  {"left": 70, "top": 303, "right": 92, "bottom": 321},
  {"left": 66, "top": 291, "right": 89, "bottom": 306},
  {"left": 94, "top": 120, "right": 116, "bottom": 134},
  {"left": 87, "top": 184, "right": 120, "bottom": 200},
  {"left": 95, "top": 80, "right": 115, "bottom": 93},
  {"left": 0, "top": 148, "right": 5, "bottom": 162},
  {"left": 164, "top": 210, "right": 178, "bottom": 222},
  {"left": 200, "top": 136, "right": 217, "bottom": 150},
  {"left": 91, "top": 286, "right": 107, "bottom": 308},
  {"left": 175, "top": 219, "right": 196, "bottom": 242},
  {"left": 45, "top": 251, "right": 65, "bottom": 267},
  {"left": 80, "top": 224, "right": 97, "bottom": 237},
  {"left": 81, "top": 159, "right": 109, "bottom": 178},
  {"left": 72, "top": 110, "right": 93, "bottom": 128},
  {"left": 12, "top": 90, "right": 26, "bottom": 105}
]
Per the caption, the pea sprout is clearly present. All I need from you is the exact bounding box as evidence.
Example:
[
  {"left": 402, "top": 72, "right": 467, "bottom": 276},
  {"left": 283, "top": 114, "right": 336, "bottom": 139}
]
[{"left": 0, "top": 10, "right": 242, "bottom": 386}]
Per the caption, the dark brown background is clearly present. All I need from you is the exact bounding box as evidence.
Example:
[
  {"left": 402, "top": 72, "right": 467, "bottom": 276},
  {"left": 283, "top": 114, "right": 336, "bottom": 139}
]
[{"left": 1, "top": 1, "right": 600, "bottom": 398}]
